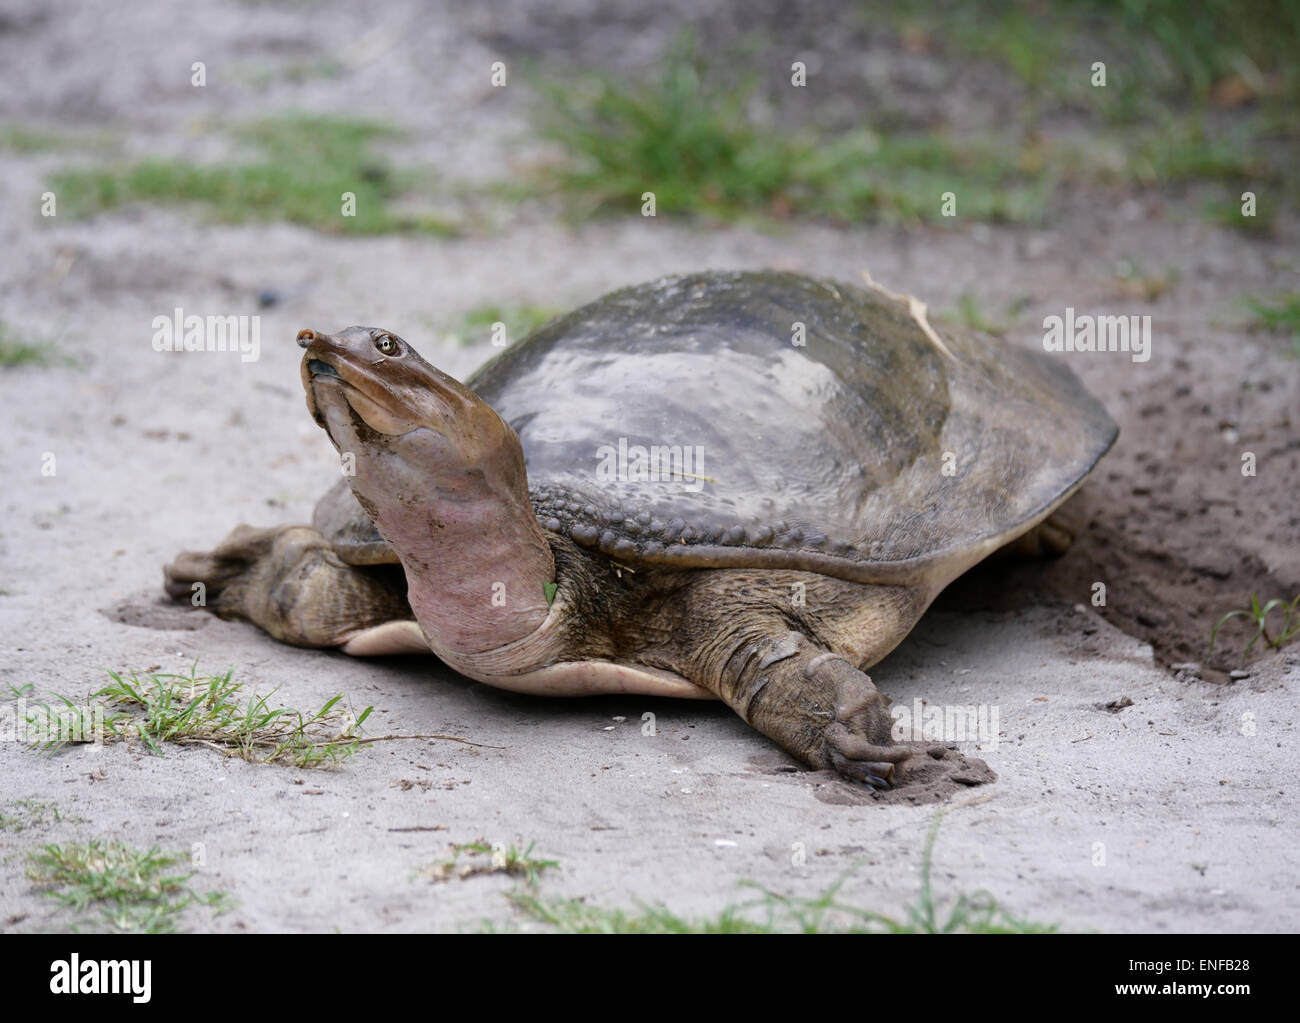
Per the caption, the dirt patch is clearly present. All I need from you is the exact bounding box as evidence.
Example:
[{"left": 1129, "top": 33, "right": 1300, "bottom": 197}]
[
  {"left": 939, "top": 327, "right": 1300, "bottom": 681},
  {"left": 747, "top": 743, "right": 996, "bottom": 804},
  {"left": 814, "top": 747, "right": 996, "bottom": 807},
  {"left": 103, "top": 598, "right": 211, "bottom": 632}
]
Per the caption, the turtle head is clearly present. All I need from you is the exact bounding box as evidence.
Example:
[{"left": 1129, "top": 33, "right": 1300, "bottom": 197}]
[
  {"left": 295, "top": 325, "right": 555, "bottom": 658},
  {"left": 297, "top": 326, "right": 526, "bottom": 505}
]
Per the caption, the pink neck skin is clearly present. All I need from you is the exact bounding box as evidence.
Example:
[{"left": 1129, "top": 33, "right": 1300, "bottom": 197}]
[{"left": 371, "top": 478, "right": 556, "bottom": 657}]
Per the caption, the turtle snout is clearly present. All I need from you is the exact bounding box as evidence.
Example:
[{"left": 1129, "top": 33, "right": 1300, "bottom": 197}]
[
  {"left": 297, "top": 329, "right": 346, "bottom": 372},
  {"left": 297, "top": 329, "right": 340, "bottom": 376}
]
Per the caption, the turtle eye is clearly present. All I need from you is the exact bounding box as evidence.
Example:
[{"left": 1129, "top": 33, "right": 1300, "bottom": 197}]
[{"left": 374, "top": 334, "right": 399, "bottom": 356}]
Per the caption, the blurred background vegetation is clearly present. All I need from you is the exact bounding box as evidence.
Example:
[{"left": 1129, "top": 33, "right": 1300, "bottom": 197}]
[
  {"left": 13, "top": 0, "right": 1295, "bottom": 238},
  {"left": 532, "top": 0, "right": 1299, "bottom": 230},
  {"left": 1, "top": 0, "right": 1292, "bottom": 357}
]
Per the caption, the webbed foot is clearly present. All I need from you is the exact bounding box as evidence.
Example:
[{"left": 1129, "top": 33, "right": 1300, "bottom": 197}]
[{"left": 164, "top": 524, "right": 411, "bottom": 647}]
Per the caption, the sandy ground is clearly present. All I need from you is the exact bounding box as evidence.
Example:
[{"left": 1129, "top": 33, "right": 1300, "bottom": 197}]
[{"left": 1, "top": 0, "right": 1297, "bottom": 932}]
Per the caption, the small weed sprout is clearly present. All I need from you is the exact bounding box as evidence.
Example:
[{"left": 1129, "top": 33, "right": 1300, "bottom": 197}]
[
  {"left": 1244, "top": 294, "right": 1300, "bottom": 358},
  {"left": 429, "top": 839, "right": 558, "bottom": 885},
  {"left": 1210, "top": 594, "right": 1300, "bottom": 662},
  {"left": 0, "top": 799, "right": 77, "bottom": 833},
  {"left": 0, "top": 321, "right": 63, "bottom": 368}
]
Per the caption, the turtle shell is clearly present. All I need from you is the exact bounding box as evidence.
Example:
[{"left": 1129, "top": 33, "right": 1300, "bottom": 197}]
[{"left": 316, "top": 270, "right": 1116, "bottom": 584}]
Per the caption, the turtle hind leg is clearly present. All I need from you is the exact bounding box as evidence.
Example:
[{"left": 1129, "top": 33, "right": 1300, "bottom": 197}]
[
  {"left": 164, "top": 524, "right": 415, "bottom": 650},
  {"left": 999, "top": 507, "right": 1079, "bottom": 560}
]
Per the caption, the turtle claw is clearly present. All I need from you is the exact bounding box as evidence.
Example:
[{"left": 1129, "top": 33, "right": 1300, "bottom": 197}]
[
  {"left": 830, "top": 752, "right": 897, "bottom": 789},
  {"left": 163, "top": 524, "right": 280, "bottom": 603},
  {"left": 827, "top": 723, "right": 915, "bottom": 788},
  {"left": 164, "top": 549, "right": 237, "bottom": 602}
]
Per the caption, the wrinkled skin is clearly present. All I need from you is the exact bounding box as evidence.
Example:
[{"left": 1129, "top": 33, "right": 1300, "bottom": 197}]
[
  {"left": 165, "top": 272, "right": 1117, "bottom": 790},
  {"left": 297, "top": 326, "right": 556, "bottom": 657}
]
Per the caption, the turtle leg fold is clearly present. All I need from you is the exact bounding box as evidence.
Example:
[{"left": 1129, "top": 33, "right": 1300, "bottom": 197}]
[{"left": 163, "top": 524, "right": 413, "bottom": 648}]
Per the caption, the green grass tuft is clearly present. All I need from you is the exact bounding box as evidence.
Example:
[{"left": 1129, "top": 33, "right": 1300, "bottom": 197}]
[
  {"left": 506, "top": 890, "right": 772, "bottom": 933},
  {"left": 1128, "top": 119, "right": 1266, "bottom": 187},
  {"left": 0, "top": 339, "right": 47, "bottom": 367},
  {"left": 940, "top": 292, "right": 1031, "bottom": 337},
  {"left": 532, "top": 34, "right": 1048, "bottom": 225},
  {"left": 507, "top": 812, "right": 1056, "bottom": 933},
  {"left": 234, "top": 57, "right": 345, "bottom": 89},
  {"left": 31, "top": 664, "right": 373, "bottom": 767},
  {"left": 896, "top": 0, "right": 1300, "bottom": 117},
  {"left": 439, "top": 303, "right": 562, "bottom": 347},
  {"left": 888, "top": 0, "right": 1300, "bottom": 224},
  {"left": 1244, "top": 293, "right": 1300, "bottom": 356},
  {"left": 0, "top": 321, "right": 60, "bottom": 367},
  {"left": 1088, "top": 0, "right": 1300, "bottom": 112},
  {"left": 26, "top": 840, "right": 232, "bottom": 933},
  {"left": 51, "top": 114, "right": 459, "bottom": 236},
  {"left": 0, "top": 123, "right": 68, "bottom": 153},
  {"left": 0, "top": 123, "right": 119, "bottom": 156}
]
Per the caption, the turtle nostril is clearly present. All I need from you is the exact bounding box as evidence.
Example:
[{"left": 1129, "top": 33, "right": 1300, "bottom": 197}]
[{"left": 296, "top": 329, "right": 316, "bottom": 348}]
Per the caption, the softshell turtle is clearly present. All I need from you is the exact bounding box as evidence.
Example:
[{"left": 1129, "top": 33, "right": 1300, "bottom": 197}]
[{"left": 165, "top": 270, "right": 1116, "bottom": 788}]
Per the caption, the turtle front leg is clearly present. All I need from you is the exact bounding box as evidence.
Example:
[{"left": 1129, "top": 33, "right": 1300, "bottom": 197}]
[
  {"left": 164, "top": 524, "right": 414, "bottom": 648},
  {"left": 717, "top": 629, "right": 910, "bottom": 788},
  {"left": 650, "top": 572, "right": 995, "bottom": 791}
]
